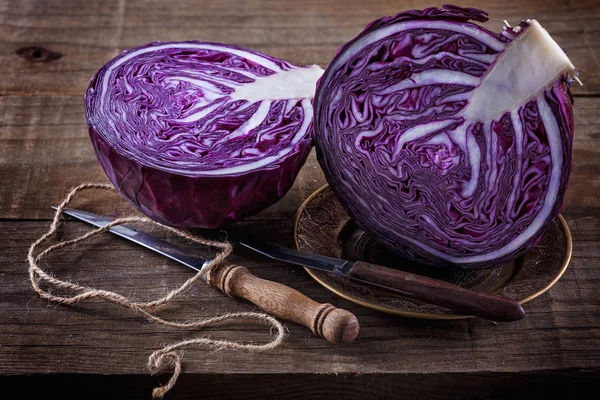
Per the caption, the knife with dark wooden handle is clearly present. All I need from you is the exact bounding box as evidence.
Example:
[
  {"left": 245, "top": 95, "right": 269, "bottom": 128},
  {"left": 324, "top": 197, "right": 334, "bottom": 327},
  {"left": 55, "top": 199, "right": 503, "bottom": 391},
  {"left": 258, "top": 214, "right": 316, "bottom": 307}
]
[
  {"left": 348, "top": 261, "right": 524, "bottom": 321},
  {"left": 241, "top": 242, "right": 525, "bottom": 322},
  {"left": 53, "top": 206, "right": 360, "bottom": 344}
]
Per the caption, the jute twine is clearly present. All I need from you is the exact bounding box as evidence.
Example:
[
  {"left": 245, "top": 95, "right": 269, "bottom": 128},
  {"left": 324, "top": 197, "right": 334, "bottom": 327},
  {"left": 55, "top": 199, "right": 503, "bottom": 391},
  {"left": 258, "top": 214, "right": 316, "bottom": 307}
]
[{"left": 27, "top": 183, "right": 286, "bottom": 398}]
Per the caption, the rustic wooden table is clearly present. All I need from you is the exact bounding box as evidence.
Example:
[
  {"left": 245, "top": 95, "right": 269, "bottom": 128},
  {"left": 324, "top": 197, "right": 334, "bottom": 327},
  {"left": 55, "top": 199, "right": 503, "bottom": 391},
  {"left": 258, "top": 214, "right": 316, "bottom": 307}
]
[{"left": 1, "top": 0, "right": 599, "bottom": 398}]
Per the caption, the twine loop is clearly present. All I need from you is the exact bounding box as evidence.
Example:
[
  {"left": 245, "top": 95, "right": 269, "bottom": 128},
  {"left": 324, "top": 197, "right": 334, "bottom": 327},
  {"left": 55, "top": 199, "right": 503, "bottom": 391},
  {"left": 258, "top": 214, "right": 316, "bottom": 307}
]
[{"left": 27, "top": 183, "right": 285, "bottom": 398}]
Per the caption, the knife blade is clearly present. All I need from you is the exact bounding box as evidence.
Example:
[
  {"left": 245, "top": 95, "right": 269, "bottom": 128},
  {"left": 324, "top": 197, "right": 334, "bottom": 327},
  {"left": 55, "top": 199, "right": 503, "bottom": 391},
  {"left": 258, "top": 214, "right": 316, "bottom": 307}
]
[
  {"left": 55, "top": 206, "right": 524, "bottom": 322},
  {"left": 51, "top": 206, "right": 360, "bottom": 344},
  {"left": 52, "top": 206, "right": 208, "bottom": 273},
  {"left": 240, "top": 242, "right": 526, "bottom": 322}
]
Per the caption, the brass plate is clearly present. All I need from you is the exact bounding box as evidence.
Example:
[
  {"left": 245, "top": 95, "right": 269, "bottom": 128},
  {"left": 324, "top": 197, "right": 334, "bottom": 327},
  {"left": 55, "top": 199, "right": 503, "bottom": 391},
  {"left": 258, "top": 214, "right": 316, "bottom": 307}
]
[{"left": 293, "top": 185, "right": 572, "bottom": 320}]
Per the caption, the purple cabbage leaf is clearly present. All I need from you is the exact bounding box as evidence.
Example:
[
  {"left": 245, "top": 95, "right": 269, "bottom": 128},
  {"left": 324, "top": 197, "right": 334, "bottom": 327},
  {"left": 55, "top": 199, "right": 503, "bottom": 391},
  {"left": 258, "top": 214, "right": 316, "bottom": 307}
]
[
  {"left": 85, "top": 41, "right": 323, "bottom": 228},
  {"left": 313, "top": 5, "right": 578, "bottom": 268}
]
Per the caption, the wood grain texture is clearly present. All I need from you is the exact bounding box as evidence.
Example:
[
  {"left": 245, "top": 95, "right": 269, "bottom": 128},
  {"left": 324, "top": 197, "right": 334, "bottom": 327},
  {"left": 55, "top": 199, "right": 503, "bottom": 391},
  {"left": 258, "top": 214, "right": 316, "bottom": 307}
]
[
  {"left": 1, "top": 0, "right": 599, "bottom": 398},
  {"left": 1, "top": 218, "right": 598, "bottom": 376},
  {"left": 1, "top": 0, "right": 599, "bottom": 95}
]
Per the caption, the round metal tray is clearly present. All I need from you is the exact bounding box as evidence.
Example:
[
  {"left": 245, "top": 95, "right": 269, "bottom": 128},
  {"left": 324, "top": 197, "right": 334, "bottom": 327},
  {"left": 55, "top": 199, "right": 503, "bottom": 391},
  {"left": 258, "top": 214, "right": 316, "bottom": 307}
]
[{"left": 293, "top": 185, "right": 572, "bottom": 320}]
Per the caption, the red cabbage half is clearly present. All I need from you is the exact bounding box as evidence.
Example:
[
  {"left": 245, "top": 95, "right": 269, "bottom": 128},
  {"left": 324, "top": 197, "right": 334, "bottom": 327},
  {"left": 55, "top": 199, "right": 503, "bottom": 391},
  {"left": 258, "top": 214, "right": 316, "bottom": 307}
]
[
  {"left": 314, "top": 5, "right": 578, "bottom": 268},
  {"left": 85, "top": 41, "right": 323, "bottom": 228}
]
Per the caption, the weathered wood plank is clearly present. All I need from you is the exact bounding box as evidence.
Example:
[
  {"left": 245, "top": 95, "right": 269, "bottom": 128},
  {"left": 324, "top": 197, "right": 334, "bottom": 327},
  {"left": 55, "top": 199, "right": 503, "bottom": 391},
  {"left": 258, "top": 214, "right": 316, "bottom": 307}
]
[
  {"left": 1, "top": 0, "right": 599, "bottom": 396},
  {"left": 1, "top": 0, "right": 598, "bottom": 95},
  {"left": 1, "top": 95, "right": 596, "bottom": 220},
  {"left": 0, "top": 0, "right": 125, "bottom": 95},
  {"left": 1, "top": 216, "right": 598, "bottom": 376}
]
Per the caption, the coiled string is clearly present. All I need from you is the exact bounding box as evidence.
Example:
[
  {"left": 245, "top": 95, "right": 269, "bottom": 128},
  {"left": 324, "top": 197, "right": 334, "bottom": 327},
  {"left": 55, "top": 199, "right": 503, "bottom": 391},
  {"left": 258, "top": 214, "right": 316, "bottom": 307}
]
[{"left": 27, "top": 183, "right": 286, "bottom": 398}]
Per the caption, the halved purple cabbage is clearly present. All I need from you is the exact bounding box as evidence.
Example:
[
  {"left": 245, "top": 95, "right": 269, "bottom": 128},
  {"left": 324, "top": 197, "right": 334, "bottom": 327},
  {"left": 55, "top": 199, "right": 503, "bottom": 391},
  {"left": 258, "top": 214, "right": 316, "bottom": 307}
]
[
  {"left": 85, "top": 41, "right": 323, "bottom": 228},
  {"left": 314, "top": 5, "right": 577, "bottom": 268}
]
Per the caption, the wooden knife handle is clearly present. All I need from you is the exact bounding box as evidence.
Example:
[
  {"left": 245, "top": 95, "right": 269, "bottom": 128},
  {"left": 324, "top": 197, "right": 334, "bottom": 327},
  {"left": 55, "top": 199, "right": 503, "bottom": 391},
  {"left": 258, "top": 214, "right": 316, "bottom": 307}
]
[
  {"left": 349, "top": 261, "right": 525, "bottom": 322},
  {"left": 206, "top": 263, "right": 359, "bottom": 344}
]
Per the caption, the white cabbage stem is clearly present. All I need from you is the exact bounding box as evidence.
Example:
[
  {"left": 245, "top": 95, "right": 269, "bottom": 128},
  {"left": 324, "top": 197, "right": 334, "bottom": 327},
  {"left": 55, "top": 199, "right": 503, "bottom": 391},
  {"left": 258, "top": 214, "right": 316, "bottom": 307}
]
[
  {"left": 464, "top": 19, "right": 579, "bottom": 122},
  {"left": 231, "top": 65, "right": 324, "bottom": 101}
]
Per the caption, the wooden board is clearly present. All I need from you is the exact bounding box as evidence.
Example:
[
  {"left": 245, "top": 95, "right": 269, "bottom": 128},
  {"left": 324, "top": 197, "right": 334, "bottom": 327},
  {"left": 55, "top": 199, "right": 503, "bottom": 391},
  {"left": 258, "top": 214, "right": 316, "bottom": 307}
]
[
  {"left": 2, "top": 0, "right": 600, "bottom": 95},
  {"left": 1, "top": 0, "right": 599, "bottom": 398},
  {"left": 1, "top": 217, "right": 599, "bottom": 377}
]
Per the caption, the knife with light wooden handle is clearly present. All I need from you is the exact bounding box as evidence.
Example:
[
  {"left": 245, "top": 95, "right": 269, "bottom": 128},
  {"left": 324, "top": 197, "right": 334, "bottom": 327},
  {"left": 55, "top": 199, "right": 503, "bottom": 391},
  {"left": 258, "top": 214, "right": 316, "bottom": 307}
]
[{"left": 53, "top": 206, "right": 360, "bottom": 344}]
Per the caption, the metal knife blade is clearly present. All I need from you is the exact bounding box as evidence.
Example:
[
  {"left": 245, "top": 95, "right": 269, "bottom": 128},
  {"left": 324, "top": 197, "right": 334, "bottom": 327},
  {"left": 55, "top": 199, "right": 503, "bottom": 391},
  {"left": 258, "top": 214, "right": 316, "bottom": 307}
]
[
  {"left": 54, "top": 207, "right": 390, "bottom": 289},
  {"left": 239, "top": 241, "right": 411, "bottom": 295},
  {"left": 55, "top": 207, "right": 361, "bottom": 282},
  {"left": 239, "top": 242, "right": 354, "bottom": 275},
  {"left": 51, "top": 206, "right": 208, "bottom": 273}
]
